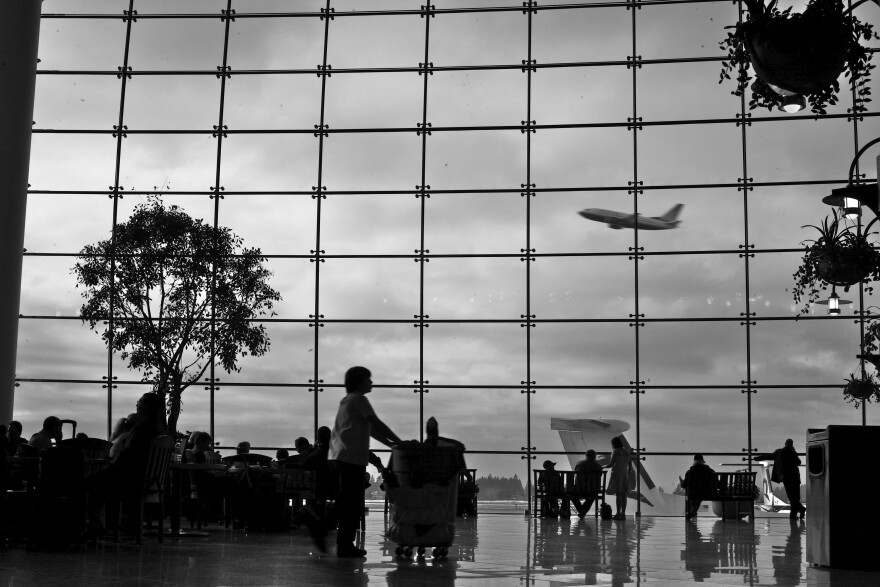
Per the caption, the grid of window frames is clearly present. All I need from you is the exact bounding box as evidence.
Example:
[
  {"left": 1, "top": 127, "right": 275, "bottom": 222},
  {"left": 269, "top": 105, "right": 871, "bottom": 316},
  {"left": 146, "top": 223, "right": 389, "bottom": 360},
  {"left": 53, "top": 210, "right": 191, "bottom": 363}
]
[{"left": 20, "top": 0, "right": 880, "bottom": 503}]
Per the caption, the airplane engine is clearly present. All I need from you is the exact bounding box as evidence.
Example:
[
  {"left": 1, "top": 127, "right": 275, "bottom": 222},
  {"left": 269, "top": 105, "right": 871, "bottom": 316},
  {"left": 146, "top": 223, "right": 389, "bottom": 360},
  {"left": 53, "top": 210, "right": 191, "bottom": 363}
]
[{"left": 608, "top": 224, "right": 622, "bottom": 230}]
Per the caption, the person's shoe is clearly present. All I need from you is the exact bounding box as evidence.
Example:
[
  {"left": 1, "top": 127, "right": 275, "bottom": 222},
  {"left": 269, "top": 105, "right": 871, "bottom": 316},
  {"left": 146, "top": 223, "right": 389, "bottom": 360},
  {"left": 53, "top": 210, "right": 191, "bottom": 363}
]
[
  {"left": 337, "top": 545, "right": 367, "bottom": 558},
  {"left": 613, "top": 513, "right": 625, "bottom": 520}
]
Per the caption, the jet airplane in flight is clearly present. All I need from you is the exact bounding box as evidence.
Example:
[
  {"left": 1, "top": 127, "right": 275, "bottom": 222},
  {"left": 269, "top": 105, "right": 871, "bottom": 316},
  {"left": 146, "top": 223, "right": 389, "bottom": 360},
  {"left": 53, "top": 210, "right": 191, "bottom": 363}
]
[{"left": 578, "top": 203, "right": 684, "bottom": 230}]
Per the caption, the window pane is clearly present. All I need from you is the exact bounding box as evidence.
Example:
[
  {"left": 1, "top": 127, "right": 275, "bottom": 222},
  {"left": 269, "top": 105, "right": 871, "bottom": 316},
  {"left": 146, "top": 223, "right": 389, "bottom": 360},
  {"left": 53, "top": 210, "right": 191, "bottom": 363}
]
[
  {"left": 531, "top": 127, "right": 633, "bottom": 188},
  {"left": 423, "top": 323, "right": 526, "bottom": 386},
  {"left": 118, "top": 134, "right": 218, "bottom": 191},
  {"left": 34, "top": 75, "right": 120, "bottom": 130},
  {"left": 425, "top": 192, "right": 525, "bottom": 255},
  {"left": 531, "top": 323, "right": 636, "bottom": 387},
  {"left": 427, "top": 130, "right": 525, "bottom": 190},
  {"left": 38, "top": 18, "right": 127, "bottom": 70},
  {"left": 638, "top": 254, "right": 746, "bottom": 319},
  {"left": 320, "top": 193, "right": 421, "bottom": 255},
  {"left": 430, "top": 11, "right": 526, "bottom": 66},
  {"left": 532, "top": 7, "right": 631, "bottom": 64},
  {"left": 218, "top": 195, "right": 317, "bottom": 257},
  {"left": 20, "top": 256, "right": 80, "bottom": 317},
  {"left": 316, "top": 323, "right": 421, "bottom": 388},
  {"left": 532, "top": 65, "right": 631, "bottom": 126},
  {"left": 424, "top": 257, "right": 525, "bottom": 320},
  {"left": 222, "top": 74, "right": 322, "bottom": 130},
  {"left": 637, "top": 1, "right": 737, "bottom": 60},
  {"left": 227, "top": 13, "right": 324, "bottom": 70},
  {"left": 638, "top": 123, "right": 742, "bottom": 186},
  {"left": 319, "top": 259, "right": 419, "bottom": 319},
  {"left": 16, "top": 319, "right": 106, "bottom": 379},
  {"left": 127, "top": 18, "right": 226, "bottom": 71},
  {"left": 220, "top": 134, "right": 319, "bottom": 192},
  {"left": 429, "top": 69, "right": 526, "bottom": 127},
  {"left": 531, "top": 256, "right": 634, "bottom": 320},
  {"left": 214, "top": 386, "right": 314, "bottom": 455},
  {"left": 124, "top": 75, "right": 219, "bottom": 130},
  {"left": 326, "top": 13, "right": 424, "bottom": 70},
  {"left": 639, "top": 322, "right": 747, "bottom": 386},
  {"left": 29, "top": 133, "right": 117, "bottom": 191},
  {"left": 13, "top": 382, "right": 109, "bottom": 440},
  {"left": 322, "top": 133, "right": 423, "bottom": 192},
  {"left": 750, "top": 318, "right": 862, "bottom": 386},
  {"left": 25, "top": 194, "right": 112, "bottom": 254}
]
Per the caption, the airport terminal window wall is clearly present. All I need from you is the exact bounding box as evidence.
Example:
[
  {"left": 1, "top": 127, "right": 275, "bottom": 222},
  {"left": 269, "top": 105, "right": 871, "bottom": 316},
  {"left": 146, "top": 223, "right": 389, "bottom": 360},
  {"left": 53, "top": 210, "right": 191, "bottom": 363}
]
[{"left": 19, "top": 0, "right": 880, "bottom": 500}]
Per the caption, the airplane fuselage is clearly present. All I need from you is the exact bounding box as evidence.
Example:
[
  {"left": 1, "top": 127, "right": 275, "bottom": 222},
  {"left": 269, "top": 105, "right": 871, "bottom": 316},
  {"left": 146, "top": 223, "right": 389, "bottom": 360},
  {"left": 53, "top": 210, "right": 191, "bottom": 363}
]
[{"left": 578, "top": 205, "right": 683, "bottom": 230}]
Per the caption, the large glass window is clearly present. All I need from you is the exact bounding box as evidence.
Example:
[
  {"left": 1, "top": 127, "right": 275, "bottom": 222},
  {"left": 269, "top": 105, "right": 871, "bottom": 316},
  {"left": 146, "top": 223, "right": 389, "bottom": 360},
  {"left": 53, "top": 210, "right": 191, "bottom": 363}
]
[{"left": 22, "top": 1, "right": 880, "bottom": 509}]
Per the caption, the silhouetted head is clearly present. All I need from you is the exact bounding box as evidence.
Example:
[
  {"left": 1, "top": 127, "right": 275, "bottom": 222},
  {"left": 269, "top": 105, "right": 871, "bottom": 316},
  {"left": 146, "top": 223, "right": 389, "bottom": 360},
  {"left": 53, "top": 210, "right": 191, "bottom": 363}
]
[
  {"left": 43, "top": 416, "right": 63, "bottom": 440},
  {"left": 316, "top": 426, "right": 331, "bottom": 444},
  {"left": 192, "top": 431, "right": 212, "bottom": 451},
  {"left": 8, "top": 421, "right": 22, "bottom": 439},
  {"left": 543, "top": 460, "right": 556, "bottom": 470},
  {"left": 344, "top": 366, "right": 372, "bottom": 394},
  {"left": 611, "top": 436, "right": 623, "bottom": 449},
  {"left": 693, "top": 453, "right": 704, "bottom": 463},
  {"left": 426, "top": 417, "right": 439, "bottom": 440},
  {"left": 276, "top": 448, "right": 289, "bottom": 461},
  {"left": 237, "top": 441, "right": 251, "bottom": 454},
  {"left": 294, "top": 437, "right": 311, "bottom": 454},
  {"left": 586, "top": 449, "right": 597, "bottom": 461},
  {"left": 784, "top": 438, "right": 794, "bottom": 448},
  {"left": 136, "top": 393, "right": 162, "bottom": 422}
]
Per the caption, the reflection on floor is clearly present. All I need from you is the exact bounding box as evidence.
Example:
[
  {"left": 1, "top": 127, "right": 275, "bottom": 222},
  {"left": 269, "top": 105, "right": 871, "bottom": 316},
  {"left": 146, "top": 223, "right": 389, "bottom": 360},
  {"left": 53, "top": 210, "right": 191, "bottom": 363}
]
[{"left": 2, "top": 511, "right": 879, "bottom": 586}]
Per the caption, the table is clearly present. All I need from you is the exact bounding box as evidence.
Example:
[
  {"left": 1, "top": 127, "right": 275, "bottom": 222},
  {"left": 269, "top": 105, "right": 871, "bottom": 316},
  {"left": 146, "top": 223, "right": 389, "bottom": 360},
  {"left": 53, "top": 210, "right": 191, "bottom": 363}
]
[{"left": 168, "top": 462, "right": 228, "bottom": 537}]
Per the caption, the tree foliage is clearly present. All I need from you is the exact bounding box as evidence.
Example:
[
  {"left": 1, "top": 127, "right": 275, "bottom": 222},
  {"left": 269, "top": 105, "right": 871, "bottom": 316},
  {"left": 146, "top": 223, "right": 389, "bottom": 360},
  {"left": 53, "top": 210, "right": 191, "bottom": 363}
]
[{"left": 73, "top": 198, "right": 282, "bottom": 433}]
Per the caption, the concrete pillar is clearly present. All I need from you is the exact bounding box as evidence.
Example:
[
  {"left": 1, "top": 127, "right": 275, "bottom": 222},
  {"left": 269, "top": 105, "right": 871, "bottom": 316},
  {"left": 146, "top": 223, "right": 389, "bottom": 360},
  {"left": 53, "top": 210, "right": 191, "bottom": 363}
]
[{"left": 0, "top": 1, "right": 42, "bottom": 424}]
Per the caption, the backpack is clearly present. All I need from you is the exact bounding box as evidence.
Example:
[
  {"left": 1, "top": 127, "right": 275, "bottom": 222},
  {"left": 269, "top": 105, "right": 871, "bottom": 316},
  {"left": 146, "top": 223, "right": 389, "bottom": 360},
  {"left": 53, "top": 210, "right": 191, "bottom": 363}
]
[{"left": 600, "top": 503, "right": 613, "bottom": 520}]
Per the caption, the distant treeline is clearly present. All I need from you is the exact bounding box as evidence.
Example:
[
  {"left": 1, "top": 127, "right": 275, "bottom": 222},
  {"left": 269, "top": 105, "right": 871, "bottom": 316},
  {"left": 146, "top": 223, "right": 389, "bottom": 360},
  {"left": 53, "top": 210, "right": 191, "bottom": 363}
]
[{"left": 475, "top": 474, "right": 525, "bottom": 500}]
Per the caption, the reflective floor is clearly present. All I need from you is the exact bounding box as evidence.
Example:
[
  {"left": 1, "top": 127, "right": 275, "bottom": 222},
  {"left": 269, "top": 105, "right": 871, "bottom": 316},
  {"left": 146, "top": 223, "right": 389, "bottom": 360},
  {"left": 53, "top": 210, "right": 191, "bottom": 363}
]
[{"left": 1, "top": 510, "right": 879, "bottom": 586}]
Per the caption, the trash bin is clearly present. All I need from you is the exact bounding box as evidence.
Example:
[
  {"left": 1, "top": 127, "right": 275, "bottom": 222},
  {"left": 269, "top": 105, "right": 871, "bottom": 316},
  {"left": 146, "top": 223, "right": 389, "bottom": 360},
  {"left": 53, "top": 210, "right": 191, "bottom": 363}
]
[{"left": 806, "top": 425, "right": 880, "bottom": 570}]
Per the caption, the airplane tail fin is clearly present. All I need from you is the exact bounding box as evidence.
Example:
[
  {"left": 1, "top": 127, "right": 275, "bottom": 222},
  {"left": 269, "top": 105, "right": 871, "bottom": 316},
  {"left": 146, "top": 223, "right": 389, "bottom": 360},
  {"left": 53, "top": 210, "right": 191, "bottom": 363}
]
[{"left": 659, "top": 204, "right": 684, "bottom": 222}]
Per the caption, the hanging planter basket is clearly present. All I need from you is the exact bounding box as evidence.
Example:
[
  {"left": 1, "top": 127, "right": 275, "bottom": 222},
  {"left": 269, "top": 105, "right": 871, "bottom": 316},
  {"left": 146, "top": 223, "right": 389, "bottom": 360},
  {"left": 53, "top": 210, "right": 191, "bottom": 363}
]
[
  {"left": 815, "top": 245, "right": 877, "bottom": 288},
  {"left": 745, "top": 16, "right": 849, "bottom": 94},
  {"left": 719, "top": 0, "right": 878, "bottom": 113},
  {"left": 843, "top": 370, "right": 880, "bottom": 407}
]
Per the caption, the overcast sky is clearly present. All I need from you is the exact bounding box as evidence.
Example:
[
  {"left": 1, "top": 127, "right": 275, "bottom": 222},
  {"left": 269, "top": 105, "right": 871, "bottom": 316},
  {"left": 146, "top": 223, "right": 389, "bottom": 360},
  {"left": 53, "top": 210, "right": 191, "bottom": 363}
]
[{"left": 14, "top": 0, "right": 880, "bottom": 490}]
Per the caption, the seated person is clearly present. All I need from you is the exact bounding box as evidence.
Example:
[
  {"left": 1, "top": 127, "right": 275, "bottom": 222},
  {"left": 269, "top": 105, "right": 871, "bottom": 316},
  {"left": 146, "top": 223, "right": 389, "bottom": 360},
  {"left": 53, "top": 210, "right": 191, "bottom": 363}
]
[
  {"left": 287, "top": 437, "right": 313, "bottom": 467},
  {"left": 187, "top": 431, "right": 220, "bottom": 464},
  {"left": 86, "top": 393, "right": 165, "bottom": 535},
  {"left": 681, "top": 453, "right": 717, "bottom": 519},
  {"left": 570, "top": 449, "right": 603, "bottom": 518},
  {"left": 273, "top": 448, "right": 289, "bottom": 468},
  {"left": 229, "top": 441, "right": 250, "bottom": 467},
  {"left": 28, "top": 416, "right": 63, "bottom": 452},
  {"left": 7, "top": 421, "right": 28, "bottom": 456},
  {"left": 301, "top": 427, "right": 331, "bottom": 472},
  {"left": 540, "top": 460, "right": 565, "bottom": 518},
  {"left": 108, "top": 414, "right": 136, "bottom": 460}
]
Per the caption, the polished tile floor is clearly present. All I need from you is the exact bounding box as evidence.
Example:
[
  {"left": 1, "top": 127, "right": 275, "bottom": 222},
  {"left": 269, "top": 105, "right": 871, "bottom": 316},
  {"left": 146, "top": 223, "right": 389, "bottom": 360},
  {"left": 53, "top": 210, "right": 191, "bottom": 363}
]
[{"left": 1, "top": 510, "right": 878, "bottom": 586}]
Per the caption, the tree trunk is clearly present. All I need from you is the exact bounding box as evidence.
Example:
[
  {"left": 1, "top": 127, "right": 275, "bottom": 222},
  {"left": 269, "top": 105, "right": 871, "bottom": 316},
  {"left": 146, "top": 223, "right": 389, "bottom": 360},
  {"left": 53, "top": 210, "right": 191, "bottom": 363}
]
[{"left": 167, "top": 380, "right": 182, "bottom": 435}]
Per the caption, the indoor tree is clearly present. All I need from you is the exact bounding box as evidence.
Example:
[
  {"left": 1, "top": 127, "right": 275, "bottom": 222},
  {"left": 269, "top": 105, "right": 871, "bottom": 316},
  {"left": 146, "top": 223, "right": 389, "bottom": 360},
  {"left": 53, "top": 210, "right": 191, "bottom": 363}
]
[{"left": 73, "top": 197, "right": 282, "bottom": 434}]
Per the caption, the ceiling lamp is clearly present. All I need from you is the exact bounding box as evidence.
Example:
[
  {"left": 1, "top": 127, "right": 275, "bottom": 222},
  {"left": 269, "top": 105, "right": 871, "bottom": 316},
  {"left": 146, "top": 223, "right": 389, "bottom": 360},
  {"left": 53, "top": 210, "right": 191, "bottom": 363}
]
[
  {"left": 815, "top": 288, "right": 851, "bottom": 315},
  {"left": 779, "top": 94, "right": 807, "bottom": 113}
]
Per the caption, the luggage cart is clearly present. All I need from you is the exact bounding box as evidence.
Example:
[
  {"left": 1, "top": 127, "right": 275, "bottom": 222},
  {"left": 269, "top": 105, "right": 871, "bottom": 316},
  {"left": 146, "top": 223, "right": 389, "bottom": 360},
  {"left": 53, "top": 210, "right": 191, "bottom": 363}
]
[{"left": 385, "top": 444, "right": 461, "bottom": 558}]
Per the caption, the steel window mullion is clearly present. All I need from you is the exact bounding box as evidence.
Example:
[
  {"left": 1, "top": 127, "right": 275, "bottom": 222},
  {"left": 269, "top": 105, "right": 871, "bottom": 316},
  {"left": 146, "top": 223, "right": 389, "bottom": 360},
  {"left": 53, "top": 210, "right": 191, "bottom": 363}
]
[
  {"left": 415, "top": 5, "right": 434, "bottom": 441},
  {"left": 206, "top": 0, "right": 234, "bottom": 441},
  {"left": 311, "top": 1, "right": 333, "bottom": 436},
  {"left": 102, "top": 0, "right": 137, "bottom": 438}
]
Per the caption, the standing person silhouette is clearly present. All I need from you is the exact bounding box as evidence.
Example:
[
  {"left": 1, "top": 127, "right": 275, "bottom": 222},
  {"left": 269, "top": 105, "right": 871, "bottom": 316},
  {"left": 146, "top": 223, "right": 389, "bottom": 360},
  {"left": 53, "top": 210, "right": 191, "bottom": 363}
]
[
  {"left": 774, "top": 438, "right": 805, "bottom": 519},
  {"left": 328, "top": 366, "right": 402, "bottom": 558},
  {"left": 606, "top": 436, "right": 630, "bottom": 520}
]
